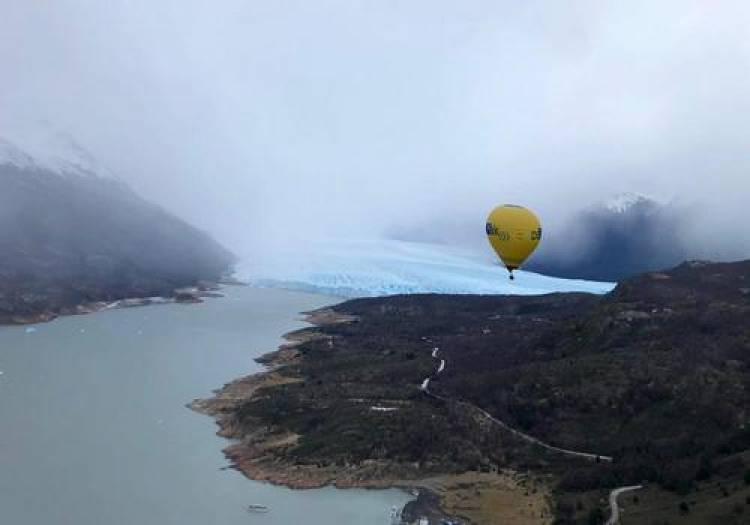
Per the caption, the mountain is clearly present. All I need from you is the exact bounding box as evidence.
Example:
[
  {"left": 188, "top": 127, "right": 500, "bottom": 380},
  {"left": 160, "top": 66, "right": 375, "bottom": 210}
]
[
  {"left": 388, "top": 193, "right": 726, "bottom": 283},
  {"left": 238, "top": 238, "right": 614, "bottom": 297},
  {"left": 524, "top": 193, "right": 692, "bottom": 281},
  {"left": 0, "top": 136, "right": 234, "bottom": 323}
]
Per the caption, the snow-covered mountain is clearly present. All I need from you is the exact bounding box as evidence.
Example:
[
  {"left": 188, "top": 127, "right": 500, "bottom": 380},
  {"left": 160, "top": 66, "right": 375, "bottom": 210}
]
[
  {"left": 601, "top": 192, "right": 660, "bottom": 214},
  {"left": 0, "top": 122, "right": 106, "bottom": 176},
  {"left": 0, "top": 130, "right": 234, "bottom": 323},
  {"left": 526, "top": 192, "right": 689, "bottom": 281},
  {"left": 238, "top": 239, "right": 614, "bottom": 298}
]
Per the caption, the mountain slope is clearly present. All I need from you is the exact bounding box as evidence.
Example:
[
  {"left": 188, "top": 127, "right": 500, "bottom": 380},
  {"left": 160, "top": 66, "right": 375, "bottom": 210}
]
[
  {"left": 526, "top": 194, "right": 691, "bottom": 281},
  {"left": 0, "top": 141, "right": 234, "bottom": 322}
]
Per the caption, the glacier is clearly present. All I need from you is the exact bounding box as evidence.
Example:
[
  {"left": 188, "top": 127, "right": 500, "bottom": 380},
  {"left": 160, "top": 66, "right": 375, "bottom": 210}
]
[{"left": 238, "top": 238, "right": 615, "bottom": 298}]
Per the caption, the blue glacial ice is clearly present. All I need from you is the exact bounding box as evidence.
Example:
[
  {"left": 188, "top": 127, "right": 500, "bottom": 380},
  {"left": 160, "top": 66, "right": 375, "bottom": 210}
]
[{"left": 237, "top": 238, "right": 615, "bottom": 298}]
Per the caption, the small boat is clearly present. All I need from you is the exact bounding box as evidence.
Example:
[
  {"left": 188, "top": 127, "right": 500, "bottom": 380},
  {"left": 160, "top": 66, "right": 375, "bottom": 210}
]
[
  {"left": 390, "top": 505, "right": 402, "bottom": 524},
  {"left": 246, "top": 504, "right": 269, "bottom": 513}
]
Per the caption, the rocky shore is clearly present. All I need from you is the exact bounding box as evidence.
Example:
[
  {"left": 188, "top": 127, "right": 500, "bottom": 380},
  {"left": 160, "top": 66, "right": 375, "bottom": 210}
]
[
  {"left": 190, "top": 307, "right": 552, "bottom": 525},
  {"left": 190, "top": 308, "right": 374, "bottom": 490},
  {"left": 0, "top": 281, "right": 226, "bottom": 325}
]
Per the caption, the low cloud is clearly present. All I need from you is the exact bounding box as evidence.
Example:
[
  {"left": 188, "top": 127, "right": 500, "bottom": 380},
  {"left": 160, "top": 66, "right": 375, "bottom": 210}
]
[{"left": 1, "top": 1, "right": 748, "bottom": 263}]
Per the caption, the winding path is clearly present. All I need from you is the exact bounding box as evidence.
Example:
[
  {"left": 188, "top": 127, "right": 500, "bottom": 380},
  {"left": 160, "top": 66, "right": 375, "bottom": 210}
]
[
  {"left": 420, "top": 344, "right": 613, "bottom": 463},
  {"left": 418, "top": 341, "right": 642, "bottom": 524},
  {"left": 605, "top": 485, "right": 642, "bottom": 525}
]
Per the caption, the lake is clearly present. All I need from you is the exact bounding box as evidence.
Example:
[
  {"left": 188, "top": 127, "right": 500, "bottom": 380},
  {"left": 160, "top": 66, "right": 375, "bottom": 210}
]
[{"left": 0, "top": 286, "right": 412, "bottom": 524}]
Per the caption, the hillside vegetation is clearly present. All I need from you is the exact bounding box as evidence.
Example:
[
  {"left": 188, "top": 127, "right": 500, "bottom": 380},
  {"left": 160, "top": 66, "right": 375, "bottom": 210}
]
[{"left": 212, "top": 260, "right": 750, "bottom": 523}]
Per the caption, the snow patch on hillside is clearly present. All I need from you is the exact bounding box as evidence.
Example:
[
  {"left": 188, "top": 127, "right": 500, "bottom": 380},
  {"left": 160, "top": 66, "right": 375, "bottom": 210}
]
[
  {"left": 602, "top": 192, "right": 664, "bottom": 214},
  {"left": 0, "top": 139, "right": 36, "bottom": 170},
  {"left": 0, "top": 122, "right": 107, "bottom": 176},
  {"left": 603, "top": 192, "right": 648, "bottom": 213},
  {"left": 238, "top": 239, "right": 614, "bottom": 298}
]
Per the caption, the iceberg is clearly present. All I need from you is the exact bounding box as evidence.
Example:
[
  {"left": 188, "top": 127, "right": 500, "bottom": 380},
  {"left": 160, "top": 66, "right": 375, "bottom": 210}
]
[{"left": 238, "top": 238, "right": 614, "bottom": 298}]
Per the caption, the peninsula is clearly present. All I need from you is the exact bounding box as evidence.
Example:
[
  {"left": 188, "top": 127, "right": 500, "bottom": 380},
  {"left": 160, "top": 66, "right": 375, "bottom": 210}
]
[{"left": 196, "top": 260, "right": 750, "bottom": 524}]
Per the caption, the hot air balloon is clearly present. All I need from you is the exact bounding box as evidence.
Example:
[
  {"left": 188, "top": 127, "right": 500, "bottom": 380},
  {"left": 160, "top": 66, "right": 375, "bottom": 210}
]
[{"left": 486, "top": 204, "right": 542, "bottom": 280}]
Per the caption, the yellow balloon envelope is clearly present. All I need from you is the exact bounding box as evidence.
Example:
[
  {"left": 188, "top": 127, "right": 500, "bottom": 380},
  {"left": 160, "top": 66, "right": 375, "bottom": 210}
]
[{"left": 485, "top": 204, "right": 542, "bottom": 279}]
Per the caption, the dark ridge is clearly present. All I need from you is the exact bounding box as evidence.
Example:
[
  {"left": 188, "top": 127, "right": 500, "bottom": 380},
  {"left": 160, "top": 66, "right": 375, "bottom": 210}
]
[{"left": 525, "top": 198, "right": 691, "bottom": 281}]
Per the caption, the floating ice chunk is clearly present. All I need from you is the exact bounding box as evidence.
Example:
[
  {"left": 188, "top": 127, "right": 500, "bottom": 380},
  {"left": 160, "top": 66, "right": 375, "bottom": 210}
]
[
  {"left": 25, "top": 327, "right": 37, "bottom": 334},
  {"left": 437, "top": 360, "right": 445, "bottom": 373},
  {"left": 370, "top": 406, "right": 399, "bottom": 412}
]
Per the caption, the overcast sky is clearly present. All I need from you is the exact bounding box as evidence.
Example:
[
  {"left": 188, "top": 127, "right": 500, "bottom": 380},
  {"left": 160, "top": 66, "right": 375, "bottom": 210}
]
[{"left": 1, "top": 0, "right": 749, "bottom": 258}]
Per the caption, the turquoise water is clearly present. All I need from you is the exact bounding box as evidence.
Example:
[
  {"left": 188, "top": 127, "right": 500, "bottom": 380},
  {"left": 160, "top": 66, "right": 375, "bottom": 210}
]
[{"left": 0, "top": 287, "right": 411, "bottom": 524}]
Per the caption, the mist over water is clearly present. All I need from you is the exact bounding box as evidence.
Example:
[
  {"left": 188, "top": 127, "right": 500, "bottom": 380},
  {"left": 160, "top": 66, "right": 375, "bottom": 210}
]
[{"left": 2, "top": 1, "right": 749, "bottom": 263}]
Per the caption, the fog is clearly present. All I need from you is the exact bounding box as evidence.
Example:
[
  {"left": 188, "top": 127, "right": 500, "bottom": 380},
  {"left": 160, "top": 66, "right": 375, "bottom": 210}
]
[{"left": 2, "top": 1, "right": 749, "bottom": 263}]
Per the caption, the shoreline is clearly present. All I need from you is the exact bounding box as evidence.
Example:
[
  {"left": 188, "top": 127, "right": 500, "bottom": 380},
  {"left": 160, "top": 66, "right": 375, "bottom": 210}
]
[
  {"left": 191, "top": 306, "right": 553, "bottom": 524},
  {"left": 1, "top": 281, "right": 232, "bottom": 326}
]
